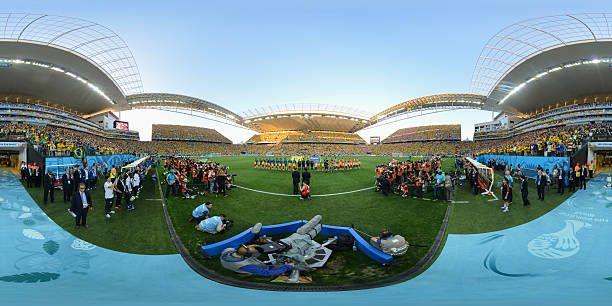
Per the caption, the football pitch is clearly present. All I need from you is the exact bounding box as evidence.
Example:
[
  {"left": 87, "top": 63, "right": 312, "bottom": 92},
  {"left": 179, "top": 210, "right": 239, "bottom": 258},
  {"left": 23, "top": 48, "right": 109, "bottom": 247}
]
[{"left": 23, "top": 155, "right": 572, "bottom": 287}]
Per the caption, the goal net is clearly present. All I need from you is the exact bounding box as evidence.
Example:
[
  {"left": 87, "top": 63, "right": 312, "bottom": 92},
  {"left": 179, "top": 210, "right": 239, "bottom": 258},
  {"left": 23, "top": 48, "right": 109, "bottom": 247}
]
[{"left": 465, "top": 157, "right": 497, "bottom": 200}]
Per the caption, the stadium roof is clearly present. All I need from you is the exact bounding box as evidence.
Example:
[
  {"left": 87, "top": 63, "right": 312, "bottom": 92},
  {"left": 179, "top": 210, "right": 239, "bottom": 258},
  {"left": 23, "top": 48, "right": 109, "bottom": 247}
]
[
  {"left": 241, "top": 103, "right": 372, "bottom": 133},
  {"left": 372, "top": 93, "right": 487, "bottom": 122},
  {"left": 124, "top": 93, "right": 242, "bottom": 122},
  {"left": 471, "top": 13, "right": 612, "bottom": 113},
  {"left": 0, "top": 13, "right": 142, "bottom": 114}
]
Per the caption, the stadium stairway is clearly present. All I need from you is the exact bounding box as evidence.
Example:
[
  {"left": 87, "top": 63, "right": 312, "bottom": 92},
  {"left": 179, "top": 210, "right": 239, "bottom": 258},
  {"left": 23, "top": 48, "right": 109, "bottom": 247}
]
[{"left": 0, "top": 169, "right": 610, "bottom": 306}]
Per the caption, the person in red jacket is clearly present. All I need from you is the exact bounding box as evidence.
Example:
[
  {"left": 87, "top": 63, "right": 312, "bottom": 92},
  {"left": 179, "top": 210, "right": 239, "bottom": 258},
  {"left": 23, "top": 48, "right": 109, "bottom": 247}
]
[{"left": 300, "top": 182, "right": 311, "bottom": 200}]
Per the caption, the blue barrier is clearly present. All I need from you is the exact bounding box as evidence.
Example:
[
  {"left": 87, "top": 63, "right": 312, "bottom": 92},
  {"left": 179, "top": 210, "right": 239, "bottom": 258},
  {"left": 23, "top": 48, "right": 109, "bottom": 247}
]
[
  {"left": 202, "top": 229, "right": 256, "bottom": 257},
  {"left": 260, "top": 221, "right": 305, "bottom": 237},
  {"left": 45, "top": 154, "right": 138, "bottom": 177},
  {"left": 477, "top": 154, "right": 570, "bottom": 179},
  {"left": 201, "top": 221, "right": 305, "bottom": 257},
  {"left": 321, "top": 225, "right": 394, "bottom": 264},
  {"left": 201, "top": 221, "right": 394, "bottom": 264}
]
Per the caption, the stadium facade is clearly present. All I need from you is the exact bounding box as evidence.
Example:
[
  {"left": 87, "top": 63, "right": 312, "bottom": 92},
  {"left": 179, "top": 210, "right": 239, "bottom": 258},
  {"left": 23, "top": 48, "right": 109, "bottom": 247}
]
[{"left": 0, "top": 12, "right": 610, "bottom": 161}]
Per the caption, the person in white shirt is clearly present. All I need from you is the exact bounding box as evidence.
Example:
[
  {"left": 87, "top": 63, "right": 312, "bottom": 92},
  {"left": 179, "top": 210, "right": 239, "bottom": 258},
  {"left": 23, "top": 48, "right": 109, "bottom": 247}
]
[
  {"left": 132, "top": 172, "right": 141, "bottom": 198},
  {"left": 103, "top": 177, "right": 116, "bottom": 218},
  {"left": 83, "top": 167, "right": 90, "bottom": 189},
  {"left": 124, "top": 173, "right": 135, "bottom": 210}
]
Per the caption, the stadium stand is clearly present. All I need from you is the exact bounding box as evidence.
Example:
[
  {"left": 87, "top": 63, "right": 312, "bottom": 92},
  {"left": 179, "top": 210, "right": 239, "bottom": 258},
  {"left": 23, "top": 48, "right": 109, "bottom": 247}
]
[
  {"left": 247, "top": 131, "right": 365, "bottom": 144},
  {"left": 246, "top": 131, "right": 298, "bottom": 144},
  {"left": 152, "top": 124, "right": 231, "bottom": 143},
  {"left": 475, "top": 99, "right": 612, "bottom": 141},
  {"left": 0, "top": 122, "right": 142, "bottom": 156},
  {"left": 383, "top": 125, "right": 461, "bottom": 143},
  {"left": 0, "top": 99, "right": 139, "bottom": 141},
  {"left": 473, "top": 123, "right": 612, "bottom": 156}
]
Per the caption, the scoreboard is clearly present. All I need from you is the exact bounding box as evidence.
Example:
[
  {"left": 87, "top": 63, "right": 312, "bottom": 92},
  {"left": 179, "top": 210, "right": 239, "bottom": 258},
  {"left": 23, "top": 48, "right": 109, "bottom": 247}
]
[{"left": 114, "top": 120, "right": 129, "bottom": 131}]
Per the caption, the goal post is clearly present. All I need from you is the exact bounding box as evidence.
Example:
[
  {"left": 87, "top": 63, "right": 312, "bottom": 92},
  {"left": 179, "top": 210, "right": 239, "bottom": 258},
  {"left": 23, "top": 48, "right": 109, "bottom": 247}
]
[{"left": 465, "top": 157, "right": 498, "bottom": 200}]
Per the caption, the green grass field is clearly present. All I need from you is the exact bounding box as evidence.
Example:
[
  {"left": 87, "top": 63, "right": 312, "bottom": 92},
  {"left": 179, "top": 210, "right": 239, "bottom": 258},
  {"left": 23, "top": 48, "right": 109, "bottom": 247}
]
[
  {"left": 21, "top": 155, "right": 576, "bottom": 287},
  {"left": 449, "top": 171, "right": 572, "bottom": 234},
  {"left": 162, "top": 156, "right": 449, "bottom": 285},
  {"left": 23, "top": 172, "right": 175, "bottom": 254}
]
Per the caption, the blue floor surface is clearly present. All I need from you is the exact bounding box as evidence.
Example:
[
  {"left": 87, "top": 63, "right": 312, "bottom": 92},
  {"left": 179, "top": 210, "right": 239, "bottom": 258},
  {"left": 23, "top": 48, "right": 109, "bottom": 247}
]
[{"left": 0, "top": 170, "right": 610, "bottom": 306}]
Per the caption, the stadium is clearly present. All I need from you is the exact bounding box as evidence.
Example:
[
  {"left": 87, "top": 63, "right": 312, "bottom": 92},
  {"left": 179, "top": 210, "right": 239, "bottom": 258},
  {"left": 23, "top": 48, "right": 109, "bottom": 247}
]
[{"left": 0, "top": 7, "right": 611, "bottom": 306}]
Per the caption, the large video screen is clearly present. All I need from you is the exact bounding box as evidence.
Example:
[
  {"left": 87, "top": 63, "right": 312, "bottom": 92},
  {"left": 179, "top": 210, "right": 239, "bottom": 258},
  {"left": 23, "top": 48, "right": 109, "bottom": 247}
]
[{"left": 114, "top": 120, "right": 129, "bottom": 131}]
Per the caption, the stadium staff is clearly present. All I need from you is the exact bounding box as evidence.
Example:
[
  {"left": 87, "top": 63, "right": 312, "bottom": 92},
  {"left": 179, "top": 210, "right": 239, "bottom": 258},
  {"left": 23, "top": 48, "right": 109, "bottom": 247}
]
[
  {"left": 70, "top": 183, "right": 93, "bottom": 229},
  {"left": 292, "top": 169, "right": 300, "bottom": 195},
  {"left": 580, "top": 164, "right": 588, "bottom": 190},
  {"left": 20, "top": 161, "right": 28, "bottom": 182},
  {"left": 302, "top": 168, "right": 311, "bottom": 186},
  {"left": 61, "top": 169, "right": 72, "bottom": 202},
  {"left": 520, "top": 175, "right": 530, "bottom": 206},
  {"left": 557, "top": 166, "right": 565, "bottom": 195},
  {"left": 536, "top": 169, "right": 546, "bottom": 201},
  {"left": 43, "top": 170, "right": 55, "bottom": 205},
  {"left": 103, "top": 176, "right": 116, "bottom": 219}
]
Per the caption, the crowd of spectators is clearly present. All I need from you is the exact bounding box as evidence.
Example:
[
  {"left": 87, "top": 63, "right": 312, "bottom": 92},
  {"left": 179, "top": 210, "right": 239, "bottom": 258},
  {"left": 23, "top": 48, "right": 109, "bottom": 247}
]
[
  {"left": 369, "top": 141, "right": 464, "bottom": 156},
  {"left": 2, "top": 119, "right": 609, "bottom": 159},
  {"left": 152, "top": 124, "right": 231, "bottom": 143},
  {"left": 0, "top": 122, "right": 143, "bottom": 156},
  {"left": 383, "top": 125, "right": 461, "bottom": 143},
  {"left": 473, "top": 123, "right": 612, "bottom": 156},
  {"left": 475, "top": 101, "right": 611, "bottom": 141},
  {"left": 519, "top": 101, "right": 612, "bottom": 125},
  {"left": 0, "top": 102, "right": 139, "bottom": 141},
  {"left": 247, "top": 131, "right": 365, "bottom": 144}
]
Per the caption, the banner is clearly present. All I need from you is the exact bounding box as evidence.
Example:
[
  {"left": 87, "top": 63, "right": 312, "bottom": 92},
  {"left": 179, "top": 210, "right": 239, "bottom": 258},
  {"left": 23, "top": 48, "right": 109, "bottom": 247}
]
[
  {"left": 45, "top": 154, "right": 138, "bottom": 178},
  {"left": 477, "top": 154, "right": 570, "bottom": 179}
]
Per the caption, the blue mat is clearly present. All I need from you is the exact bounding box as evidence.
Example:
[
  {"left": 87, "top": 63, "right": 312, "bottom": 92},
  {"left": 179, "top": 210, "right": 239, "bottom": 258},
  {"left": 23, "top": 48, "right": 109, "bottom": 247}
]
[{"left": 0, "top": 170, "right": 610, "bottom": 306}]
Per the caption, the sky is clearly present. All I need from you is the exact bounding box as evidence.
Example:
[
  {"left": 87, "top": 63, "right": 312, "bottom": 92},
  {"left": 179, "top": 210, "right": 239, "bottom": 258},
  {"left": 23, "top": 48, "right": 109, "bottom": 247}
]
[{"left": 10, "top": 0, "right": 612, "bottom": 142}]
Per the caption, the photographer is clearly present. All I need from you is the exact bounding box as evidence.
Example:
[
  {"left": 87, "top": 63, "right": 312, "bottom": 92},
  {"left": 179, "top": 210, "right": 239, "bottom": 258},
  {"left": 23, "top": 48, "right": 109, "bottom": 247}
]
[{"left": 195, "top": 214, "right": 228, "bottom": 234}]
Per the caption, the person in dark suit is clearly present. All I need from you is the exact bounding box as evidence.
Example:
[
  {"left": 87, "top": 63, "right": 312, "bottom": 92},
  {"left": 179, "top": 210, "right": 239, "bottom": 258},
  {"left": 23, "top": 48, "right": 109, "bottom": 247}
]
[
  {"left": 71, "top": 183, "right": 93, "bottom": 228},
  {"left": 43, "top": 170, "right": 55, "bottom": 205},
  {"left": 33, "top": 165, "right": 41, "bottom": 188},
  {"left": 73, "top": 166, "right": 81, "bottom": 193},
  {"left": 580, "top": 165, "right": 588, "bottom": 190},
  {"left": 520, "top": 175, "right": 530, "bottom": 206},
  {"left": 302, "top": 168, "right": 311, "bottom": 186},
  {"left": 536, "top": 169, "right": 546, "bottom": 201},
  {"left": 61, "top": 169, "right": 72, "bottom": 202},
  {"left": 20, "top": 161, "right": 28, "bottom": 182},
  {"left": 557, "top": 167, "right": 565, "bottom": 195},
  {"left": 292, "top": 169, "right": 300, "bottom": 195},
  {"left": 26, "top": 164, "right": 33, "bottom": 188}
]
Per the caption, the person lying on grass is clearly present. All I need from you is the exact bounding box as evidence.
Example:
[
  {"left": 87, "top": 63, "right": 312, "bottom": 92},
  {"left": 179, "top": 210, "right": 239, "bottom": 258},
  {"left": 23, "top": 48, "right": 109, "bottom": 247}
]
[{"left": 196, "top": 214, "right": 227, "bottom": 234}]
